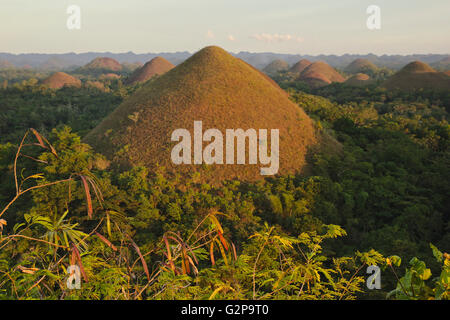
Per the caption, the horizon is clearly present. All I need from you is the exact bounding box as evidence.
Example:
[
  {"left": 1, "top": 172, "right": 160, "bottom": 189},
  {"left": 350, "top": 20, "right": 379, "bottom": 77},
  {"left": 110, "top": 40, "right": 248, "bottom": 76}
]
[
  {"left": 1, "top": 0, "right": 449, "bottom": 55},
  {"left": 1, "top": 48, "right": 448, "bottom": 57}
]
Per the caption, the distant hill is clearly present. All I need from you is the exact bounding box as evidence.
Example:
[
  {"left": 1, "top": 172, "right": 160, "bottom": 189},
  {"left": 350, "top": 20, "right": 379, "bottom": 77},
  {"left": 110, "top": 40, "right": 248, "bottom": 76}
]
[
  {"left": 383, "top": 61, "right": 450, "bottom": 91},
  {"left": 297, "top": 61, "right": 345, "bottom": 87},
  {"left": 39, "top": 57, "right": 71, "bottom": 70},
  {"left": 85, "top": 46, "right": 319, "bottom": 184},
  {"left": 125, "top": 57, "right": 175, "bottom": 85},
  {"left": 263, "top": 59, "right": 289, "bottom": 75},
  {"left": 345, "top": 73, "right": 371, "bottom": 86},
  {"left": 344, "top": 59, "right": 378, "bottom": 74},
  {"left": 121, "top": 62, "right": 143, "bottom": 72},
  {"left": 82, "top": 57, "right": 123, "bottom": 72},
  {"left": 289, "top": 59, "right": 312, "bottom": 74},
  {"left": 430, "top": 56, "right": 450, "bottom": 71},
  {"left": 41, "top": 72, "right": 81, "bottom": 89}
]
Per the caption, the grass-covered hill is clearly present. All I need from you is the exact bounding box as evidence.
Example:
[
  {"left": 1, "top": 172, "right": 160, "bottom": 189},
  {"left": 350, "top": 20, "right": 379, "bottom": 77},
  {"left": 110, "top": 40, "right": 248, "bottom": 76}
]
[
  {"left": 125, "top": 57, "right": 175, "bottom": 85},
  {"left": 85, "top": 46, "right": 319, "bottom": 184}
]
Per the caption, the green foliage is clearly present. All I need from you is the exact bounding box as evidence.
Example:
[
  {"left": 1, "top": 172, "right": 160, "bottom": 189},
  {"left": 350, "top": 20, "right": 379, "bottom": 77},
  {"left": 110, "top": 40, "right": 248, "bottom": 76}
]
[
  {"left": 0, "top": 84, "right": 124, "bottom": 143},
  {"left": 387, "top": 244, "right": 449, "bottom": 300},
  {"left": 0, "top": 70, "right": 448, "bottom": 300}
]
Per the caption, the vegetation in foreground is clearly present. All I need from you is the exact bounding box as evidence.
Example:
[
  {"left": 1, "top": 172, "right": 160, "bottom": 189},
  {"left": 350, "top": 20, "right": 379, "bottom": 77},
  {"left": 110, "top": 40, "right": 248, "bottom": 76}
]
[{"left": 0, "top": 71, "right": 448, "bottom": 299}]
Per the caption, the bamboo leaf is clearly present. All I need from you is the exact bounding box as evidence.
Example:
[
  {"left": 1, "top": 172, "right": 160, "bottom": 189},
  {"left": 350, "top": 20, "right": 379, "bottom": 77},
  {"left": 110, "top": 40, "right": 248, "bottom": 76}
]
[
  {"left": 71, "top": 244, "right": 88, "bottom": 282},
  {"left": 106, "top": 213, "right": 112, "bottom": 238},
  {"left": 210, "top": 241, "right": 215, "bottom": 266},
  {"left": 79, "top": 175, "right": 93, "bottom": 219},
  {"left": 215, "top": 238, "right": 228, "bottom": 266},
  {"left": 218, "top": 231, "right": 229, "bottom": 251},
  {"left": 30, "top": 128, "right": 46, "bottom": 148},
  {"left": 209, "top": 286, "right": 224, "bottom": 300},
  {"left": 129, "top": 237, "right": 150, "bottom": 281},
  {"left": 95, "top": 232, "right": 117, "bottom": 251}
]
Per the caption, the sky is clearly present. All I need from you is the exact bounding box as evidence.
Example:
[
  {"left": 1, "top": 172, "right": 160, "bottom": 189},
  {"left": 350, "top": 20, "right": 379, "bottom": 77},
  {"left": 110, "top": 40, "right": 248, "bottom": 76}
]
[{"left": 0, "top": 0, "right": 449, "bottom": 55}]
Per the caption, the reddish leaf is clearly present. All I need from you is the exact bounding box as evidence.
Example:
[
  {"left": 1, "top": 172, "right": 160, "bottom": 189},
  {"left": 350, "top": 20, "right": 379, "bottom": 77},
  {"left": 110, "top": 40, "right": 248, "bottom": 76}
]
[
  {"left": 129, "top": 238, "right": 150, "bottom": 281},
  {"left": 29, "top": 128, "right": 58, "bottom": 158},
  {"left": 231, "top": 242, "right": 238, "bottom": 261},
  {"left": 218, "top": 231, "right": 229, "bottom": 251},
  {"left": 163, "top": 235, "right": 176, "bottom": 272},
  {"left": 187, "top": 256, "right": 198, "bottom": 275},
  {"left": 71, "top": 244, "right": 88, "bottom": 282},
  {"left": 30, "top": 128, "right": 46, "bottom": 148},
  {"left": 86, "top": 176, "right": 104, "bottom": 202},
  {"left": 210, "top": 241, "right": 215, "bottom": 266},
  {"left": 95, "top": 232, "right": 117, "bottom": 251},
  {"left": 79, "top": 175, "right": 93, "bottom": 219}
]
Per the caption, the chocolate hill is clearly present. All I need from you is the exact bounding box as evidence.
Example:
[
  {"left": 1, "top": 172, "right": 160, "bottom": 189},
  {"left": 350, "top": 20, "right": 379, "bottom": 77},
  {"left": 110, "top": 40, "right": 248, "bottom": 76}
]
[
  {"left": 83, "top": 57, "right": 122, "bottom": 72},
  {"left": 297, "top": 61, "right": 345, "bottom": 87},
  {"left": 383, "top": 61, "right": 450, "bottom": 91},
  {"left": 400, "top": 61, "right": 435, "bottom": 73},
  {"left": 344, "top": 59, "right": 378, "bottom": 74},
  {"left": 345, "top": 73, "right": 371, "bottom": 86},
  {"left": 41, "top": 72, "right": 81, "bottom": 89},
  {"left": 263, "top": 59, "right": 289, "bottom": 75},
  {"left": 289, "top": 59, "right": 312, "bottom": 74},
  {"left": 85, "top": 46, "right": 319, "bottom": 184},
  {"left": 125, "top": 57, "right": 175, "bottom": 85}
]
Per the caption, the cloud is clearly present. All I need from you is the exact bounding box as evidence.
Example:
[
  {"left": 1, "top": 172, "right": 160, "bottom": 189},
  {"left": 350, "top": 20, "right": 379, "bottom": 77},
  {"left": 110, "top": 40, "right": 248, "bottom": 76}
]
[
  {"left": 227, "top": 34, "right": 236, "bottom": 41},
  {"left": 251, "top": 33, "right": 303, "bottom": 43},
  {"left": 206, "top": 30, "right": 215, "bottom": 39}
]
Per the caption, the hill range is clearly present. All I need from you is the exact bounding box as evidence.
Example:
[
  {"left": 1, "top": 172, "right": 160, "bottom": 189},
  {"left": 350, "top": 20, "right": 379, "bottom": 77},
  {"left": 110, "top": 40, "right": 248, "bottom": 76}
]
[{"left": 1, "top": 51, "right": 448, "bottom": 71}]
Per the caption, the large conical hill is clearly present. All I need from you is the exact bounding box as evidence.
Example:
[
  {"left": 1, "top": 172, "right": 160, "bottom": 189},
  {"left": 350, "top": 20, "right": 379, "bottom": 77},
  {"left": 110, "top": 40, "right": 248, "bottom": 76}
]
[{"left": 85, "top": 46, "right": 319, "bottom": 184}]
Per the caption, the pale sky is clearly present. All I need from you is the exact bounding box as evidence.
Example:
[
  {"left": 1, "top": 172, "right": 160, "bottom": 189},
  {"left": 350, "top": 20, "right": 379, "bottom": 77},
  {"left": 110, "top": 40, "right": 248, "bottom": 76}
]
[{"left": 0, "top": 0, "right": 449, "bottom": 55}]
